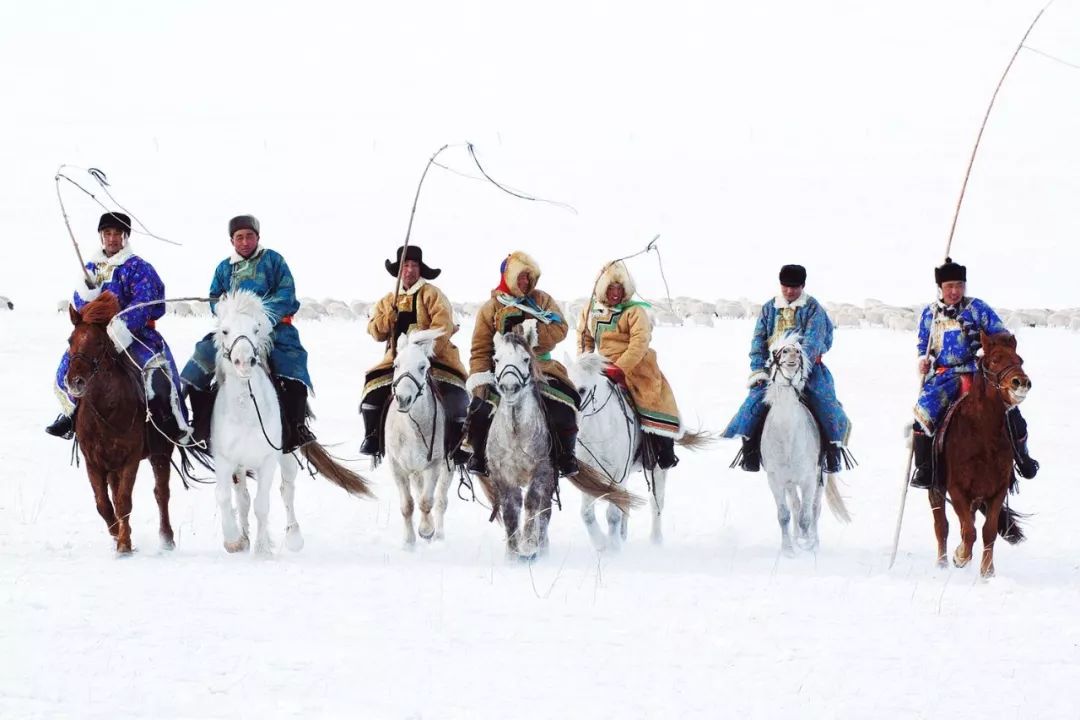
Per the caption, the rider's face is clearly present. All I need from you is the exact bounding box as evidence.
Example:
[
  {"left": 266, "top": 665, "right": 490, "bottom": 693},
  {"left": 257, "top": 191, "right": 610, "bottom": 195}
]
[
  {"left": 100, "top": 228, "right": 126, "bottom": 257},
  {"left": 940, "top": 280, "right": 965, "bottom": 306},
  {"left": 605, "top": 282, "right": 625, "bottom": 306},
  {"left": 516, "top": 271, "right": 532, "bottom": 295},
  {"left": 231, "top": 229, "right": 259, "bottom": 259},
  {"left": 401, "top": 260, "right": 421, "bottom": 289},
  {"left": 780, "top": 284, "right": 803, "bottom": 304}
]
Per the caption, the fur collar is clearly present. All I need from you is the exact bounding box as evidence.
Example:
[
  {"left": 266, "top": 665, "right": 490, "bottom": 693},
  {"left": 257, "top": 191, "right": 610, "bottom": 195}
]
[
  {"left": 402, "top": 278, "right": 427, "bottom": 296},
  {"left": 773, "top": 293, "right": 809, "bottom": 309},
  {"left": 230, "top": 245, "right": 265, "bottom": 265},
  {"left": 88, "top": 244, "right": 134, "bottom": 269}
]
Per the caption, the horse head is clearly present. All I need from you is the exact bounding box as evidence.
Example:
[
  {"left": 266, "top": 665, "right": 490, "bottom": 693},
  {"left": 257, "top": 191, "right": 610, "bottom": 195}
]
[
  {"left": 980, "top": 331, "right": 1031, "bottom": 405},
  {"left": 66, "top": 291, "right": 121, "bottom": 398},
  {"left": 493, "top": 319, "right": 541, "bottom": 403},
  {"left": 768, "top": 333, "right": 810, "bottom": 392},
  {"left": 567, "top": 351, "right": 607, "bottom": 403},
  {"left": 213, "top": 290, "right": 273, "bottom": 381},
  {"left": 392, "top": 327, "right": 443, "bottom": 412}
]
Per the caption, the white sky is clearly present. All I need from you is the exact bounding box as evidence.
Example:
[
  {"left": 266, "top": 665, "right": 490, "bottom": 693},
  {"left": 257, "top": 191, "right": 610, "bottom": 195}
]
[{"left": 1, "top": 0, "right": 1078, "bottom": 310}]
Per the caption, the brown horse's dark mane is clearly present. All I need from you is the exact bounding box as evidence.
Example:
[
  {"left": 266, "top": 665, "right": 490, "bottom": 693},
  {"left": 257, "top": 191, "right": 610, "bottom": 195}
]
[{"left": 79, "top": 291, "right": 122, "bottom": 325}]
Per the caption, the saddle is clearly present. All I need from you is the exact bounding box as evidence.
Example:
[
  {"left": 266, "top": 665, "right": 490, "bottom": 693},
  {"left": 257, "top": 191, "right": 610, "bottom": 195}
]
[{"left": 929, "top": 374, "right": 1018, "bottom": 492}]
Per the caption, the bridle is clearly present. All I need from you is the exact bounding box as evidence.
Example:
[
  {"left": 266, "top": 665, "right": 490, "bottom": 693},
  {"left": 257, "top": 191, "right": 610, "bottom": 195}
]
[
  {"left": 981, "top": 355, "right": 1028, "bottom": 397},
  {"left": 769, "top": 347, "right": 805, "bottom": 389},
  {"left": 223, "top": 333, "right": 263, "bottom": 366},
  {"left": 69, "top": 344, "right": 115, "bottom": 387}
]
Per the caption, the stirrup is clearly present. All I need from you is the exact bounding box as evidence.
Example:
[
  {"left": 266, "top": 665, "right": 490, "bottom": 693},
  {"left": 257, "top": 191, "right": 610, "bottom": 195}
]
[{"left": 46, "top": 414, "right": 75, "bottom": 440}]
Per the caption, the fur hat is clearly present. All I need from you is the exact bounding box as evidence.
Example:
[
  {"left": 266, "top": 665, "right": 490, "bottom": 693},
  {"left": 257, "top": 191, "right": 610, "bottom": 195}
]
[
  {"left": 594, "top": 261, "right": 636, "bottom": 305},
  {"left": 779, "top": 264, "right": 806, "bottom": 287},
  {"left": 500, "top": 251, "right": 541, "bottom": 298},
  {"left": 385, "top": 245, "right": 441, "bottom": 280},
  {"left": 228, "top": 215, "right": 260, "bottom": 237},
  {"left": 934, "top": 257, "right": 966, "bottom": 285},
  {"left": 97, "top": 212, "right": 131, "bottom": 235}
]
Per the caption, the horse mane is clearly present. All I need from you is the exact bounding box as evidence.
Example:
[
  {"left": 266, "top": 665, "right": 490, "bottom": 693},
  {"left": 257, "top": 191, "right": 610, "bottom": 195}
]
[
  {"left": 214, "top": 289, "right": 274, "bottom": 355},
  {"left": 79, "top": 291, "right": 122, "bottom": 325},
  {"left": 501, "top": 330, "right": 544, "bottom": 381},
  {"left": 767, "top": 332, "right": 811, "bottom": 392}
]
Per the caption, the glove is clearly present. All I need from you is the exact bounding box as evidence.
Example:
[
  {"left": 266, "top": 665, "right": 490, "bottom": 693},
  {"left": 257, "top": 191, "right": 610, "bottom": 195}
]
[
  {"left": 747, "top": 370, "right": 769, "bottom": 388},
  {"left": 603, "top": 365, "right": 626, "bottom": 386},
  {"left": 107, "top": 315, "right": 134, "bottom": 353}
]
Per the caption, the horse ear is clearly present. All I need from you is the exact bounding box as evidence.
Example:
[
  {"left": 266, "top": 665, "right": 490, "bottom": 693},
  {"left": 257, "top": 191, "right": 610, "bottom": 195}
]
[
  {"left": 1003, "top": 333, "right": 1017, "bottom": 350},
  {"left": 396, "top": 332, "right": 408, "bottom": 350},
  {"left": 979, "top": 330, "right": 991, "bottom": 351},
  {"left": 522, "top": 319, "right": 539, "bottom": 348},
  {"left": 493, "top": 331, "right": 505, "bottom": 351},
  {"left": 69, "top": 303, "right": 80, "bottom": 326}
]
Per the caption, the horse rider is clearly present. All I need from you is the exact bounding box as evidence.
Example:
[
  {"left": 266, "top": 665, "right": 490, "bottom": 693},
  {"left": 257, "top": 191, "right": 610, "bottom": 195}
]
[
  {"left": 723, "top": 264, "right": 851, "bottom": 473},
  {"left": 910, "top": 257, "right": 1039, "bottom": 488},
  {"left": 359, "top": 245, "right": 470, "bottom": 465},
  {"left": 180, "top": 215, "right": 316, "bottom": 454},
  {"left": 464, "top": 251, "right": 580, "bottom": 477},
  {"left": 47, "top": 212, "right": 192, "bottom": 445},
  {"left": 577, "top": 260, "right": 682, "bottom": 469}
]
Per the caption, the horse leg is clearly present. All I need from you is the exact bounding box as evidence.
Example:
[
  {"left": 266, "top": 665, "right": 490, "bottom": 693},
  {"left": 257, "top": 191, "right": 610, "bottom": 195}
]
[
  {"left": 150, "top": 454, "right": 175, "bottom": 550},
  {"left": 580, "top": 490, "right": 606, "bottom": 552},
  {"left": 768, "top": 475, "right": 795, "bottom": 557},
  {"left": 279, "top": 455, "right": 304, "bottom": 551},
  {"left": 499, "top": 483, "right": 522, "bottom": 559},
  {"left": 535, "top": 478, "right": 555, "bottom": 556},
  {"left": 648, "top": 468, "right": 667, "bottom": 545},
  {"left": 233, "top": 472, "right": 252, "bottom": 552},
  {"left": 796, "top": 478, "right": 821, "bottom": 551},
  {"left": 86, "top": 463, "right": 119, "bottom": 541},
  {"left": 113, "top": 463, "right": 138, "bottom": 554},
  {"left": 416, "top": 468, "right": 438, "bottom": 541},
  {"left": 950, "top": 488, "right": 976, "bottom": 569},
  {"left": 979, "top": 489, "right": 1007, "bottom": 578},
  {"left": 604, "top": 501, "right": 624, "bottom": 552},
  {"left": 215, "top": 464, "right": 243, "bottom": 552},
  {"left": 929, "top": 489, "right": 949, "bottom": 567},
  {"left": 519, "top": 479, "right": 547, "bottom": 560},
  {"left": 252, "top": 458, "right": 277, "bottom": 555},
  {"left": 432, "top": 465, "right": 451, "bottom": 541},
  {"left": 393, "top": 464, "right": 416, "bottom": 548}
]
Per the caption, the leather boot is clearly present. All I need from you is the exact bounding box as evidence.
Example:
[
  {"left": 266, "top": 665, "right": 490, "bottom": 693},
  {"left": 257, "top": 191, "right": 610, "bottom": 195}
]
[
  {"left": 1007, "top": 407, "right": 1039, "bottom": 479},
  {"left": 45, "top": 413, "right": 75, "bottom": 440},
  {"left": 465, "top": 395, "right": 494, "bottom": 475},
  {"left": 278, "top": 377, "right": 316, "bottom": 454},
  {"left": 910, "top": 428, "right": 933, "bottom": 489},
  {"left": 187, "top": 386, "right": 217, "bottom": 449},
  {"left": 653, "top": 435, "right": 679, "bottom": 470},
  {"left": 148, "top": 370, "right": 192, "bottom": 444},
  {"left": 544, "top": 397, "right": 579, "bottom": 477},
  {"left": 359, "top": 402, "right": 384, "bottom": 457}
]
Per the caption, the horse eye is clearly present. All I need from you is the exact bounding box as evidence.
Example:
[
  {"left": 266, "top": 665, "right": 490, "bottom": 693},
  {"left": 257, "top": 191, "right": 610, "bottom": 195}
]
[
  {"left": 254, "top": 328, "right": 259, "bottom": 335},
  {"left": 222, "top": 329, "right": 229, "bottom": 336}
]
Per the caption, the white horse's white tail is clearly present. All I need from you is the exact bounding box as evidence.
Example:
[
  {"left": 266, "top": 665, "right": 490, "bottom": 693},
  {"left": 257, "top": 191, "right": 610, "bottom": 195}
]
[{"left": 824, "top": 475, "right": 851, "bottom": 524}]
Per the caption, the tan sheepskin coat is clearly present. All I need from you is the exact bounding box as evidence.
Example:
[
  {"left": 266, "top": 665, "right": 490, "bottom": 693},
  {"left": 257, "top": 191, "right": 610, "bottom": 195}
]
[
  {"left": 577, "top": 262, "right": 682, "bottom": 437},
  {"left": 469, "top": 251, "right": 571, "bottom": 387},
  {"left": 367, "top": 280, "right": 466, "bottom": 377}
]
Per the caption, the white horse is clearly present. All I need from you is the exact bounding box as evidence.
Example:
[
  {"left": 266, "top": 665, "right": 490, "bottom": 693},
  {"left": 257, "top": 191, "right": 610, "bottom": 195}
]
[
  {"left": 469, "top": 321, "right": 640, "bottom": 560},
  {"left": 384, "top": 328, "right": 452, "bottom": 547},
  {"left": 567, "top": 352, "right": 667, "bottom": 550},
  {"left": 760, "top": 334, "right": 850, "bottom": 555},
  {"left": 211, "top": 290, "right": 373, "bottom": 554}
]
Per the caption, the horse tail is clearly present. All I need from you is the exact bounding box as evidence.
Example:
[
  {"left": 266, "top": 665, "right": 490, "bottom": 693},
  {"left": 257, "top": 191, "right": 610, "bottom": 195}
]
[
  {"left": 824, "top": 475, "right": 852, "bottom": 524},
  {"left": 172, "top": 445, "right": 216, "bottom": 489},
  {"left": 993, "top": 499, "right": 1027, "bottom": 545},
  {"left": 474, "top": 473, "right": 502, "bottom": 523},
  {"left": 568, "top": 462, "right": 645, "bottom": 514},
  {"left": 300, "top": 443, "right": 376, "bottom": 499},
  {"left": 676, "top": 429, "right": 718, "bottom": 450}
]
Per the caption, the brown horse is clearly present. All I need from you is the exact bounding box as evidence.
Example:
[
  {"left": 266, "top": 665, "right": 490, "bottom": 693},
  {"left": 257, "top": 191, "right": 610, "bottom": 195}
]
[
  {"left": 933, "top": 330, "right": 1030, "bottom": 577},
  {"left": 66, "top": 291, "right": 199, "bottom": 553}
]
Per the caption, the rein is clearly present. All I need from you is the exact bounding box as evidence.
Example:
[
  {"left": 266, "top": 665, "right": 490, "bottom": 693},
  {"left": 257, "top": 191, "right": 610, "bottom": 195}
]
[{"left": 981, "top": 359, "right": 1024, "bottom": 395}]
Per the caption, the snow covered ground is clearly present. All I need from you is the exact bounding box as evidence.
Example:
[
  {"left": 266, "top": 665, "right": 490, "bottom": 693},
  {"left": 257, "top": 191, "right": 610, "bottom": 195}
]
[{"left": 2, "top": 308, "right": 1077, "bottom": 719}]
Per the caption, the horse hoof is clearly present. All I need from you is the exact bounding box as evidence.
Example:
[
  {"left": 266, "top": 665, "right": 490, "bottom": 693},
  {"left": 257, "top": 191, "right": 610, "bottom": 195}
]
[
  {"left": 285, "top": 527, "right": 304, "bottom": 552},
  {"left": 224, "top": 536, "right": 249, "bottom": 553},
  {"left": 115, "top": 545, "right": 135, "bottom": 556},
  {"left": 418, "top": 526, "right": 435, "bottom": 542},
  {"left": 981, "top": 565, "right": 995, "bottom": 579},
  {"left": 160, "top": 535, "right": 176, "bottom": 551},
  {"left": 936, "top": 557, "right": 948, "bottom": 569},
  {"left": 781, "top": 545, "right": 796, "bottom": 558},
  {"left": 953, "top": 553, "right": 970, "bottom": 569},
  {"left": 650, "top": 532, "right": 663, "bottom": 546}
]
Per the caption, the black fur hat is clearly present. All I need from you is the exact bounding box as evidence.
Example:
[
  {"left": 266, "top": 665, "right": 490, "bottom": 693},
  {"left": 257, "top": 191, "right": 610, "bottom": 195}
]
[
  {"left": 98, "top": 212, "right": 131, "bottom": 234},
  {"left": 228, "top": 215, "right": 260, "bottom": 237},
  {"left": 934, "top": 257, "right": 966, "bottom": 285},
  {"left": 779, "top": 264, "right": 807, "bottom": 287},
  {"left": 385, "top": 245, "right": 441, "bottom": 280}
]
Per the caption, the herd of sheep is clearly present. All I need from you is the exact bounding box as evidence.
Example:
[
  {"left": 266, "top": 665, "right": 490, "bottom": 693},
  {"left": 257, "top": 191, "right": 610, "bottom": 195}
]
[{"left": 2, "top": 294, "right": 1073, "bottom": 333}]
